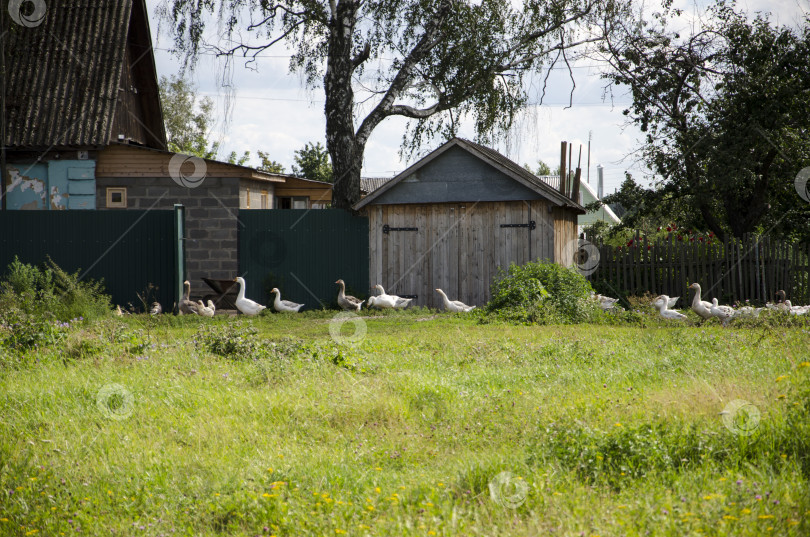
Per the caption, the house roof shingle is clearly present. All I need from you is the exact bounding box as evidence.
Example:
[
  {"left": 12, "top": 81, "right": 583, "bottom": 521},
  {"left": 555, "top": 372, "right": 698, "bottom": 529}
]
[{"left": 3, "top": 0, "right": 143, "bottom": 149}]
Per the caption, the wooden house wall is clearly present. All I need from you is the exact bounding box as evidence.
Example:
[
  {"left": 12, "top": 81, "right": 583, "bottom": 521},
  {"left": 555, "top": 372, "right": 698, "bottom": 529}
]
[
  {"left": 368, "top": 200, "right": 569, "bottom": 309},
  {"left": 109, "top": 0, "right": 166, "bottom": 149},
  {"left": 553, "top": 208, "right": 578, "bottom": 267},
  {"left": 370, "top": 145, "right": 545, "bottom": 204}
]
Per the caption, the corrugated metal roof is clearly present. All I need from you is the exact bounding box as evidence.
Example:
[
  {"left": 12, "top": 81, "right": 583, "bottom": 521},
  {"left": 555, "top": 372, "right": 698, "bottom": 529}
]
[
  {"left": 360, "top": 177, "right": 393, "bottom": 194},
  {"left": 4, "top": 0, "right": 133, "bottom": 148}
]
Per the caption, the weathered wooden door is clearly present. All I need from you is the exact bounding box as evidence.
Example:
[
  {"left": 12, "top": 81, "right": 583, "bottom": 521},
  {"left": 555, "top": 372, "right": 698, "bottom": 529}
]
[{"left": 370, "top": 201, "right": 551, "bottom": 309}]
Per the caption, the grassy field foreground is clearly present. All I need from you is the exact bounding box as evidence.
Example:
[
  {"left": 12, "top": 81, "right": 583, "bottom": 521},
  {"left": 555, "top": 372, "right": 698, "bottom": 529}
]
[{"left": 1, "top": 312, "right": 809, "bottom": 536}]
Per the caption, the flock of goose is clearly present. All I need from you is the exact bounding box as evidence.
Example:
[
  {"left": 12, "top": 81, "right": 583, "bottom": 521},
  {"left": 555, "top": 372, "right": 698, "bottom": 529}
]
[
  {"left": 125, "top": 277, "right": 807, "bottom": 323},
  {"left": 138, "top": 276, "right": 476, "bottom": 317},
  {"left": 597, "top": 283, "right": 809, "bottom": 325}
]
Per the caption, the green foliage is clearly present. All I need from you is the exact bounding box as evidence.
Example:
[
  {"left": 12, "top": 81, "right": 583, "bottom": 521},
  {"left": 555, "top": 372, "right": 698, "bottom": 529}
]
[
  {"left": 256, "top": 150, "right": 284, "bottom": 174},
  {"left": 163, "top": 0, "right": 622, "bottom": 208},
  {"left": 486, "top": 260, "right": 598, "bottom": 324},
  {"left": 0, "top": 256, "right": 111, "bottom": 322},
  {"left": 602, "top": 4, "right": 810, "bottom": 241},
  {"left": 0, "top": 308, "right": 70, "bottom": 354},
  {"left": 292, "top": 142, "right": 333, "bottom": 183},
  {"left": 196, "top": 322, "right": 265, "bottom": 360},
  {"left": 227, "top": 150, "right": 251, "bottom": 166},
  {"left": 159, "top": 74, "right": 219, "bottom": 159},
  {"left": 522, "top": 159, "right": 558, "bottom": 176}
]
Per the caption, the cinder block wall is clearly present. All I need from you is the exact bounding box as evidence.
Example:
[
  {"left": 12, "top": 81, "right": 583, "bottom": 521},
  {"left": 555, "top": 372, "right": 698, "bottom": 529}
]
[{"left": 96, "top": 177, "right": 239, "bottom": 300}]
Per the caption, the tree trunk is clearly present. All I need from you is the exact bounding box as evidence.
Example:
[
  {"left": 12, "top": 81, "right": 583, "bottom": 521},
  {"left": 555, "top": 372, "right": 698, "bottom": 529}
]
[{"left": 324, "top": 0, "right": 362, "bottom": 211}]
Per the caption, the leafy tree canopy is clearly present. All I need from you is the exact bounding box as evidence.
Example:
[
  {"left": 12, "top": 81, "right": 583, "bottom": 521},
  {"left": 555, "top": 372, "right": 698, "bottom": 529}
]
[
  {"left": 292, "top": 142, "right": 333, "bottom": 183},
  {"left": 162, "top": 0, "right": 626, "bottom": 209},
  {"left": 598, "top": 0, "right": 810, "bottom": 242},
  {"left": 158, "top": 74, "right": 219, "bottom": 159}
]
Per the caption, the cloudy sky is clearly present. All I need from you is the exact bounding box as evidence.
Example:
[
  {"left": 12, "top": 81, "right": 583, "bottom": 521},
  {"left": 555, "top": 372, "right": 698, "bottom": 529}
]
[{"left": 144, "top": 0, "right": 806, "bottom": 195}]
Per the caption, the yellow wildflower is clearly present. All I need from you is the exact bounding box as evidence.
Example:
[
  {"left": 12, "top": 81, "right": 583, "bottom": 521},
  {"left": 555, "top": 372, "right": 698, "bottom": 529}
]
[
  {"left": 335, "top": 530, "right": 346, "bottom": 535},
  {"left": 375, "top": 487, "right": 381, "bottom": 493},
  {"left": 741, "top": 509, "right": 751, "bottom": 514},
  {"left": 775, "top": 375, "right": 787, "bottom": 382},
  {"left": 723, "top": 515, "right": 738, "bottom": 520},
  {"left": 798, "top": 362, "right": 809, "bottom": 368},
  {"left": 758, "top": 515, "right": 774, "bottom": 519}
]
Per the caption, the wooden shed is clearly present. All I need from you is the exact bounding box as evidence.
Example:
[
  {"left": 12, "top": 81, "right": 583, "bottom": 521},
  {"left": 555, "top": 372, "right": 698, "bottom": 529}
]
[{"left": 354, "top": 138, "right": 585, "bottom": 309}]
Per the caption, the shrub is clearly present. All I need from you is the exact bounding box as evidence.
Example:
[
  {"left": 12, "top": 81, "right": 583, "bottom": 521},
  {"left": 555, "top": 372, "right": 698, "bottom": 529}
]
[
  {"left": 486, "top": 261, "right": 598, "bottom": 324},
  {"left": 0, "top": 256, "right": 111, "bottom": 321},
  {"left": 0, "top": 308, "right": 70, "bottom": 353}
]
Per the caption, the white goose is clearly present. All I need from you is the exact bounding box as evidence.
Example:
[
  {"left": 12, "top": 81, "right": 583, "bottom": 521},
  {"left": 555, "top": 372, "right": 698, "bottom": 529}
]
[
  {"left": 593, "top": 293, "right": 620, "bottom": 310},
  {"left": 270, "top": 287, "right": 304, "bottom": 313},
  {"left": 435, "top": 289, "right": 475, "bottom": 312},
  {"left": 688, "top": 283, "right": 713, "bottom": 320},
  {"left": 710, "top": 298, "right": 735, "bottom": 326},
  {"left": 197, "top": 300, "right": 215, "bottom": 317},
  {"left": 652, "top": 294, "right": 688, "bottom": 320},
  {"left": 179, "top": 280, "right": 199, "bottom": 315},
  {"left": 233, "top": 276, "right": 267, "bottom": 316},
  {"left": 336, "top": 279, "right": 363, "bottom": 312},
  {"left": 784, "top": 300, "right": 810, "bottom": 315},
  {"left": 733, "top": 305, "right": 764, "bottom": 318},
  {"left": 374, "top": 284, "right": 412, "bottom": 309}
]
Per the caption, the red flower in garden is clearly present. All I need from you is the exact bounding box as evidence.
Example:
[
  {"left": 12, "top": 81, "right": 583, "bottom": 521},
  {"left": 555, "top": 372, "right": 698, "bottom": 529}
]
[
  {"left": 690, "top": 237, "right": 695, "bottom": 242},
  {"left": 648, "top": 245, "right": 652, "bottom": 250},
  {"left": 677, "top": 235, "right": 683, "bottom": 241},
  {"left": 709, "top": 232, "right": 715, "bottom": 238},
  {"left": 698, "top": 237, "right": 704, "bottom": 242},
  {"left": 666, "top": 226, "right": 671, "bottom": 232},
  {"left": 657, "top": 226, "right": 662, "bottom": 231},
  {"left": 627, "top": 239, "right": 634, "bottom": 246}
]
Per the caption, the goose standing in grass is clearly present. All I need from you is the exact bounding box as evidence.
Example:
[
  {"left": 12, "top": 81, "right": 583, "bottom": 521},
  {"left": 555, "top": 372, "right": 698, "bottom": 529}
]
[
  {"left": 688, "top": 283, "right": 713, "bottom": 320},
  {"left": 149, "top": 302, "right": 162, "bottom": 315},
  {"left": 734, "top": 305, "right": 764, "bottom": 318},
  {"left": 435, "top": 289, "right": 475, "bottom": 312},
  {"left": 233, "top": 277, "right": 267, "bottom": 316},
  {"left": 593, "top": 293, "right": 620, "bottom": 310},
  {"left": 197, "top": 300, "right": 215, "bottom": 317},
  {"left": 374, "top": 284, "right": 412, "bottom": 309},
  {"left": 179, "top": 280, "right": 199, "bottom": 315},
  {"left": 270, "top": 287, "right": 304, "bottom": 313},
  {"left": 784, "top": 300, "right": 810, "bottom": 315},
  {"left": 335, "top": 279, "right": 363, "bottom": 312},
  {"left": 652, "top": 295, "right": 688, "bottom": 321},
  {"left": 710, "top": 298, "right": 735, "bottom": 326}
]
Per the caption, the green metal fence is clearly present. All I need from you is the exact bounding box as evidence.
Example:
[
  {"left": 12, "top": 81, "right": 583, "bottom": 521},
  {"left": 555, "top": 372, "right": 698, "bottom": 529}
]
[
  {"left": 0, "top": 209, "right": 181, "bottom": 310},
  {"left": 238, "top": 210, "right": 369, "bottom": 310}
]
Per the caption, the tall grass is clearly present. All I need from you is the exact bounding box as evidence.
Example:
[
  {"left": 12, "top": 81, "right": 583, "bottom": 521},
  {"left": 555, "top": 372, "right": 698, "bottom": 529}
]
[{"left": 0, "top": 313, "right": 808, "bottom": 536}]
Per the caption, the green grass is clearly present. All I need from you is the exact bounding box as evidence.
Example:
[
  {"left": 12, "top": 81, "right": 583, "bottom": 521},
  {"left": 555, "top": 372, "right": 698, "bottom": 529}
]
[{"left": 1, "top": 311, "right": 809, "bottom": 536}]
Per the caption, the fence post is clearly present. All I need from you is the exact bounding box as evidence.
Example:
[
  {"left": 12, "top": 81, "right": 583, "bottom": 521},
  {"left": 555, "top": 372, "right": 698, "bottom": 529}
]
[{"left": 174, "top": 204, "right": 186, "bottom": 311}]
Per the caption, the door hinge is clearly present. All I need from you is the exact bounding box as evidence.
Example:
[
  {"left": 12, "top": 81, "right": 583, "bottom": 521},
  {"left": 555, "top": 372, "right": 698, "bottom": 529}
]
[
  {"left": 383, "top": 224, "right": 418, "bottom": 234},
  {"left": 500, "top": 221, "right": 536, "bottom": 230}
]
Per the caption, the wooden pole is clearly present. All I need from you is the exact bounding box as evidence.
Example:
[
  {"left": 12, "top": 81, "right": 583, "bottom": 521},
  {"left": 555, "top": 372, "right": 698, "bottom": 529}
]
[
  {"left": 559, "top": 141, "right": 567, "bottom": 195},
  {"left": 572, "top": 168, "right": 581, "bottom": 204}
]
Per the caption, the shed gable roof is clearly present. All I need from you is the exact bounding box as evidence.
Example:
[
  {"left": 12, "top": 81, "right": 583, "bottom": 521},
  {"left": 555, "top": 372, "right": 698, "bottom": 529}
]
[
  {"left": 354, "top": 138, "right": 585, "bottom": 213},
  {"left": 3, "top": 0, "right": 165, "bottom": 149}
]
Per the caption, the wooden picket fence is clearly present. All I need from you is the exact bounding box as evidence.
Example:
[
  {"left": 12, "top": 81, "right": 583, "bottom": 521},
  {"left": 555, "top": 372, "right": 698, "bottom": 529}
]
[{"left": 588, "top": 234, "right": 810, "bottom": 305}]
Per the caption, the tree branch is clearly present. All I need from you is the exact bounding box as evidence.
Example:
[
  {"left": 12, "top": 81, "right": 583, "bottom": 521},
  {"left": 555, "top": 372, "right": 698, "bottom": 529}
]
[{"left": 355, "top": 0, "right": 452, "bottom": 144}]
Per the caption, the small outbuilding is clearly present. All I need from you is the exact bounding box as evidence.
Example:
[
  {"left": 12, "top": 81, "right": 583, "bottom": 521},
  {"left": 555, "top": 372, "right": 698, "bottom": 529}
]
[{"left": 354, "top": 138, "right": 585, "bottom": 309}]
